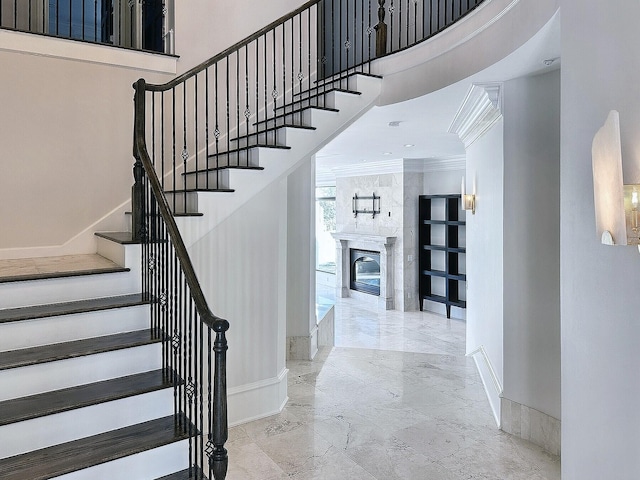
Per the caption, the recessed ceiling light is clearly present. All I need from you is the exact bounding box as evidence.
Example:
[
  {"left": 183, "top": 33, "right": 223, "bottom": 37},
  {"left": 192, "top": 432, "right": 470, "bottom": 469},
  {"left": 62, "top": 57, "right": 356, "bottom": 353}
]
[
  {"left": 404, "top": 144, "right": 415, "bottom": 147},
  {"left": 383, "top": 152, "right": 392, "bottom": 155},
  {"left": 388, "top": 121, "right": 402, "bottom": 127}
]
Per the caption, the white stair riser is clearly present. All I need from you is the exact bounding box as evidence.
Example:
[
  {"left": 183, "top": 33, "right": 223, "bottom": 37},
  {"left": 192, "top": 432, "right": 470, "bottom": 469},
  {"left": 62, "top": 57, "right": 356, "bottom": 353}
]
[
  {"left": 0, "top": 305, "right": 150, "bottom": 353},
  {"left": 0, "top": 344, "right": 162, "bottom": 401},
  {"left": 54, "top": 439, "right": 190, "bottom": 480},
  {"left": 96, "top": 240, "right": 140, "bottom": 270},
  {"left": 185, "top": 168, "right": 229, "bottom": 191},
  {"left": 0, "top": 389, "right": 174, "bottom": 459},
  {"left": 0, "top": 270, "right": 141, "bottom": 310},
  {"left": 165, "top": 191, "right": 199, "bottom": 214}
]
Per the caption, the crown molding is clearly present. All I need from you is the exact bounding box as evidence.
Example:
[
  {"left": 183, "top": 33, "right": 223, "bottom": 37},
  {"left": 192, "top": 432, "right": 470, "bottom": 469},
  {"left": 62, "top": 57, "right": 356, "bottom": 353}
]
[{"left": 448, "top": 82, "right": 503, "bottom": 149}]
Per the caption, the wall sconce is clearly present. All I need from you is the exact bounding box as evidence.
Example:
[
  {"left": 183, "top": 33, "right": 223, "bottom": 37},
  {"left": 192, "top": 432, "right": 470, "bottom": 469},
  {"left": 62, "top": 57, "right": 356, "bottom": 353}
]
[
  {"left": 591, "top": 110, "right": 640, "bottom": 248},
  {"left": 461, "top": 176, "right": 476, "bottom": 214}
]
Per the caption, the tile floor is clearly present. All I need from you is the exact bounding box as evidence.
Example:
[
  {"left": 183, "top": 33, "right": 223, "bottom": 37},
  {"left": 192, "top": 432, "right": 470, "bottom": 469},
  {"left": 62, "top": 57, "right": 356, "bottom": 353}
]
[{"left": 226, "top": 289, "right": 561, "bottom": 479}]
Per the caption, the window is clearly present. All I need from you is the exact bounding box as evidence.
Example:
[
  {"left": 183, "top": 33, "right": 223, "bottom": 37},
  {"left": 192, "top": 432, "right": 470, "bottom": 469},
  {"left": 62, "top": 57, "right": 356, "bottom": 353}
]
[{"left": 316, "top": 186, "right": 336, "bottom": 274}]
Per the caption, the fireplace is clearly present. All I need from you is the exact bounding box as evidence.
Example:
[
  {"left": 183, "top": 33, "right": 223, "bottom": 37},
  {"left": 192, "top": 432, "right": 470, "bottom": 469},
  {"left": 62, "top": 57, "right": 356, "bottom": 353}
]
[
  {"left": 332, "top": 233, "right": 396, "bottom": 310},
  {"left": 350, "top": 249, "right": 381, "bottom": 296}
]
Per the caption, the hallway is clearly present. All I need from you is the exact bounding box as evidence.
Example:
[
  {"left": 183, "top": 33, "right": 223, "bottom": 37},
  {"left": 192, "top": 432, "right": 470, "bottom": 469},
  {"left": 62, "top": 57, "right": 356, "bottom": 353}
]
[{"left": 226, "top": 295, "right": 561, "bottom": 479}]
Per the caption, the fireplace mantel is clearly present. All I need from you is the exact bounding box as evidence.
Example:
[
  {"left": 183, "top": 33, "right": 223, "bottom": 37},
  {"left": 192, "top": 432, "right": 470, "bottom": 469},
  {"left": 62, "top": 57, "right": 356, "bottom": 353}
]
[{"left": 332, "top": 232, "right": 396, "bottom": 310}]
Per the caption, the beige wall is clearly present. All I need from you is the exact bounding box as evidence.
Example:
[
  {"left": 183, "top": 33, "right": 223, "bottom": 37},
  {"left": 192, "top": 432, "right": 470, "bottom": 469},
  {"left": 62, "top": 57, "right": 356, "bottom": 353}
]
[{"left": 0, "top": 47, "right": 173, "bottom": 254}]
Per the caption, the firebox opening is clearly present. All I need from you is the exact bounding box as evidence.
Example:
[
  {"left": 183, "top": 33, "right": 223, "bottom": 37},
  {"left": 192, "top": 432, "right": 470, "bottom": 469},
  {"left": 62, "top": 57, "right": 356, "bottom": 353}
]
[{"left": 350, "top": 249, "right": 381, "bottom": 296}]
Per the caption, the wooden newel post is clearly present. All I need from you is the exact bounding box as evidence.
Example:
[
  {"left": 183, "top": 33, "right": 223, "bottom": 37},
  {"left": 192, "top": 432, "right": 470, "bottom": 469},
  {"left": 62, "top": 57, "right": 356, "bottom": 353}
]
[
  {"left": 132, "top": 79, "right": 146, "bottom": 243},
  {"left": 132, "top": 158, "right": 145, "bottom": 242},
  {"left": 375, "top": 0, "right": 387, "bottom": 57},
  {"left": 210, "top": 319, "right": 229, "bottom": 480}
]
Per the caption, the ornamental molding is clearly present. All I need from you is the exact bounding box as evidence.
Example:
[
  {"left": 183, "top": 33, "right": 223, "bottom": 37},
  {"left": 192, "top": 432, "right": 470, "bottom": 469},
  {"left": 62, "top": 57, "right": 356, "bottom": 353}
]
[{"left": 448, "top": 82, "right": 503, "bottom": 149}]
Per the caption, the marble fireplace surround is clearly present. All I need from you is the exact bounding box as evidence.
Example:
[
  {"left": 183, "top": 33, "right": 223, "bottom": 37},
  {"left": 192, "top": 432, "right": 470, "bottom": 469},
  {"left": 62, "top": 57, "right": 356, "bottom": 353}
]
[{"left": 332, "top": 232, "right": 396, "bottom": 310}]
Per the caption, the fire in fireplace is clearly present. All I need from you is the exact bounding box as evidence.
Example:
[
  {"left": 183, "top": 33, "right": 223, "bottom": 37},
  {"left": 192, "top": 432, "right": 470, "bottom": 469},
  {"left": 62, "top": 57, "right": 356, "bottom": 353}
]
[{"left": 350, "top": 249, "right": 381, "bottom": 296}]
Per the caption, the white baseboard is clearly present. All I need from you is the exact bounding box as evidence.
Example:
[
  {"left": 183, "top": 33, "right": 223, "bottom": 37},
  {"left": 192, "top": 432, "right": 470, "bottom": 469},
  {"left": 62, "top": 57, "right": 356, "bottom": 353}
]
[
  {"left": 228, "top": 368, "right": 288, "bottom": 427},
  {"left": 467, "top": 345, "right": 503, "bottom": 426}
]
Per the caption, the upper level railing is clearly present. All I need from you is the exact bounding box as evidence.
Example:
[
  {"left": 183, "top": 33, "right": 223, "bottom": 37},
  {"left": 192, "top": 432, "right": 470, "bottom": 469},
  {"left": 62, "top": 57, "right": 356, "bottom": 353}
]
[{"left": 0, "top": 0, "right": 172, "bottom": 53}]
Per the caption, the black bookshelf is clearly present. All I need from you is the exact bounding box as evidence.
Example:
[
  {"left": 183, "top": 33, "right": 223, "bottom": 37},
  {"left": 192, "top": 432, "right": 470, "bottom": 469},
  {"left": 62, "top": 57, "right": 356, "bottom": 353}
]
[{"left": 418, "top": 194, "right": 466, "bottom": 318}]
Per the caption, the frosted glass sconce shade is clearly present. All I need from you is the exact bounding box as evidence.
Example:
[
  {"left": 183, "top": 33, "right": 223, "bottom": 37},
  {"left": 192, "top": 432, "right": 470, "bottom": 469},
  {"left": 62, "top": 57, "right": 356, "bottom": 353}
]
[
  {"left": 624, "top": 185, "right": 640, "bottom": 245},
  {"left": 461, "top": 177, "right": 476, "bottom": 214},
  {"left": 591, "top": 110, "right": 628, "bottom": 245}
]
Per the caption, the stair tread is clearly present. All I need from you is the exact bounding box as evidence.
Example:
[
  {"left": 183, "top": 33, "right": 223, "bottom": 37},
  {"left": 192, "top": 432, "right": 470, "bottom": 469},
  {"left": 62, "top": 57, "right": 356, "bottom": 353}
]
[
  {"left": 94, "top": 231, "right": 141, "bottom": 244},
  {"left": 0, "top": 369, "right": 176, "bottom": 426},
  {"left": 207, "top": 143, "right": 292, "bottom": 159},
  {"left": 0, "top": 293, "right": 148, "bottom": 324},
  {"left": 184, "top": 165, "right": 264, "bottom": 176},
  {"left": 293, "top": 86, "right": 362, "bottom": 100},
  {"left": 253, "top": 105, "right": 339, "bottom": 127},
  {"left": 165, "top": 189, "right": 234, "bottom": 194},
  {"left": 229, "top": 124, "right": 317, "bottom": 144},
  {"left": 0, "top": 329, "right": 161, "bottom": 371},
  {"left": 156, "top": 466, "right": 208, "bottom": 480},
  {"left": 0, "top": 414, "right": 194, "bottom": 480}
]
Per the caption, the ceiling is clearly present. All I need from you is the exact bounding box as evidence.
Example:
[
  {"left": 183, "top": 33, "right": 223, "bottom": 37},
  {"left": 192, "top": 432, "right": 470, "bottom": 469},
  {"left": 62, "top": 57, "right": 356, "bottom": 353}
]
[{"left": 315, "top": 11, "right": 561, "bottom": 183}]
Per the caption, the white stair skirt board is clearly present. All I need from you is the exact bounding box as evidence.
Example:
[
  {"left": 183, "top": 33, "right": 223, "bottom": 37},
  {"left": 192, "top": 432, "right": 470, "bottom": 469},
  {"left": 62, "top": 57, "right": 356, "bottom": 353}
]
[
  {"left": 54, "top": 440, "right": 190, "bottom": 480},
  {"left": 228, "top": 367, "right": 288, "bottom": 427},
  {"left": 0, "top": 305, "right": 149, "bottom": 352},
  {"left": 0, "top": 270, "right": 141, "bottom": 310},
  {"left": 175, "top": 74, "right": 382, "bottom": 249},
  {"left": 0, "top": 389, "right": 173, "bottom": 459},
  {"left": 0, "top": 344, "right": 162, "bottom": 402}
]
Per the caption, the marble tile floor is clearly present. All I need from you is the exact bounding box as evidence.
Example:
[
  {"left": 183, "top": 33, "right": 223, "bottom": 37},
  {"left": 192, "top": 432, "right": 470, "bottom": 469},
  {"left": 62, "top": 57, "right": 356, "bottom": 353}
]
[
  {"left": 0, "top": 254, "right": 120, "bottom": 281},
  {"left": 227, "top": 294, "right": 561, "bottom": 480}
]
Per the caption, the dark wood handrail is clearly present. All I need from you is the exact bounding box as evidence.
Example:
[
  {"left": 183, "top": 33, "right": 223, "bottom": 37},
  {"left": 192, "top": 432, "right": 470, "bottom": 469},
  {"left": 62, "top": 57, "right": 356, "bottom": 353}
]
[{"left": 132, "top": 79, "right": 228, "bottom": 334}]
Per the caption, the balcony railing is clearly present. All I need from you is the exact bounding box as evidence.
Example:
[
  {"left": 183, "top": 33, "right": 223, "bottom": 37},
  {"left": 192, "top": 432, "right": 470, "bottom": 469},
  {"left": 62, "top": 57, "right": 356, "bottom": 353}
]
[{"left": 0, "top": 0, "right": 171, "bottom": 53}]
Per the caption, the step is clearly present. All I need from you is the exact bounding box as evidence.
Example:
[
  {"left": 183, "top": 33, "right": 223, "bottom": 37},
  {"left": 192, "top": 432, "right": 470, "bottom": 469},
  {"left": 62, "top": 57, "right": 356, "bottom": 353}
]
[
  {"left": 182, "top": 166, "right": 264, "bottom": 191},
  {"left": 0, "top": 268, "right": 141, "bottom": 310},
  {"left": 0, "top": 329, "right": 161, "bottom": 371},
  {"left": 156, "top": 466, "right": 208, "bottom": 480},
  {"left": 0, "top": 369, "right": 175, "bottom": 427},
  {"left": 0, "top": 414, "right": 194, "bottom": 480},
  {"left": 0, "top": 379, "right": 174, "bottom": 459},
  {"left": 229, "top": 124, "right": 316, "bottom": 147},
  {"left": 275, "top": 88, "right": 360, "bottom": 113},
  {"left": 0, "top": 294, "right": 150, "bottom": 352},
  {"left": 0, "top": 333, "right": 162, "bottom": 401},
  {"left": 253, "top": 104, "right": 339, "bottom": 129}
]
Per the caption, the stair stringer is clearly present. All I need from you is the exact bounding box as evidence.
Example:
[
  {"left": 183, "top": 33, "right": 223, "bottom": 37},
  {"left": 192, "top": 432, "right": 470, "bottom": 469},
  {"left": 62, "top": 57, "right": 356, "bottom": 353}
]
[{"left": 174, "top": 74, "right": 382, "bottom": 249}]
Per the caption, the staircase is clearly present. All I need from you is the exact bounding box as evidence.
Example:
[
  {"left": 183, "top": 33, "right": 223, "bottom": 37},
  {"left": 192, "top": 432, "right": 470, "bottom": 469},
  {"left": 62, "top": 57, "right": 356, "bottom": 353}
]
[{"left": 0, "top": 241, "right": 202, "bottom": 479}]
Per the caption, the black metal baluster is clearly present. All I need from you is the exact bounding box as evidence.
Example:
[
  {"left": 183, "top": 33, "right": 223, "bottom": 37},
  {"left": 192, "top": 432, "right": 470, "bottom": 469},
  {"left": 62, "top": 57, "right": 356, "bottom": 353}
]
[
  {"left": 56, "top": 0, "right": 59, "bottom": 35},
  {"left": 161, "top": 91, "right": 165, "bottom": 190},
  {"left": 414, "top": 0, "right": 418, "bottom": 44},
  {"left": 263, "top": 34, "right": 267, "bottom": 133},
  {"left": 245, "top": 43, "right": 250, "bottom": 150},
  {"left": 195, "top": 73, "right": 199, "bottom": 190},
  {"left": 226, "top": 57, "right": 230, "bottom": 165},
  {"left": 272, "top": 28, "right": 277, "bottom": 141},
  {"left": 207, "top": 328, "right": 213, "bottom": 480},
  {"left": 290, "top": 19, "right": 294, "bottom": 118},
  {"left": 81, "top": 0, "right": 85, "bottom": 39},
  {"left": 172, "top": 87, "right": 176, "bottom": 213},
  {"left": 182, "top": 81, "right": 188, "bottom": 212},
  {"left": 398, "top": 0, "right": 402, "bottom": 50},
  {"left": 198, "top": 304, "right": 205, "bottom": 478},
  {"left": 68, "top": 0, "right": 72, "bottom": 36},
  {"left": 308, "top": 7, "right": 313, "bottom": 108},
  {"left": 205, "top": 67, "right": 210, "bottom": 189},
  {"left": 13, "top": 0, "right": 17, "bottom": 29},
  {"left": 368, "top": 0, "right": 372, "bottom": 71},
  {"left": 94, "top": 0, "right": 97, "bottom": 41},
  {"left": 215, "top": 62, "right": 220, "bottom": 187},
  {"left": 255, "top": 38, "right": 260, "bottom": 141},
  {"left": 235, "top": 50, "right": 240, "bottom": 165}
]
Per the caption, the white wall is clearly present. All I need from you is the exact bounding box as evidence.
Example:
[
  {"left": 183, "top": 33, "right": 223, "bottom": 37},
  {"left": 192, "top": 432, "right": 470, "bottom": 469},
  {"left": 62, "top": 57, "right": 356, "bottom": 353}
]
[
  {"left": 286, "top": 157, "right": 317, "bottom": 358},
  {"left": 502, "top": 70, "right": 560, "bottom": 421},
  {"left": 562, "top": 1, "right": 640, "bottom": 478},
  {"left": 0, "top": 48, "right": 173, "bottom": 256},
  {"left": 188, "top": 179, "right": 288, "bottom": 424},
  {"left": 174, "top": 0, "right": 307, "bottom": 75},
  {"left": 466, "top": 119, "right": 504, "bottom": 423}
]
